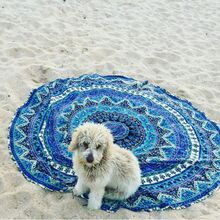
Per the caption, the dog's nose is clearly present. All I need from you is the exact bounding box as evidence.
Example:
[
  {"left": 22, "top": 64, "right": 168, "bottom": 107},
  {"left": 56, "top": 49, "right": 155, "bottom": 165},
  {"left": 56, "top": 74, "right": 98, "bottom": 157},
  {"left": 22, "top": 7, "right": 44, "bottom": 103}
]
[{"left": 86, "top": 153, "right": 94, "bottom": 163}]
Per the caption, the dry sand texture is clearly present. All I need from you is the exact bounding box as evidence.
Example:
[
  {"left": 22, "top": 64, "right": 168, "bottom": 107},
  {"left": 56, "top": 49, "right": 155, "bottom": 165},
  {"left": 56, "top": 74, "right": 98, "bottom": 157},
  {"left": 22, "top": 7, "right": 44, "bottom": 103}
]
[{"left": 0, "top": 0, "right": 220, "bottom": 219}]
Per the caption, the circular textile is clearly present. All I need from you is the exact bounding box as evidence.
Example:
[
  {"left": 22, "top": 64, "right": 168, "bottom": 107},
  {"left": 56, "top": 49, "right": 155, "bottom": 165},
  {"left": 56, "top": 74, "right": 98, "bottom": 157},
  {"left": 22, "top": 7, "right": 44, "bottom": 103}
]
[{"left": 9, "top": 74, "right": 220, "bottom": 212}]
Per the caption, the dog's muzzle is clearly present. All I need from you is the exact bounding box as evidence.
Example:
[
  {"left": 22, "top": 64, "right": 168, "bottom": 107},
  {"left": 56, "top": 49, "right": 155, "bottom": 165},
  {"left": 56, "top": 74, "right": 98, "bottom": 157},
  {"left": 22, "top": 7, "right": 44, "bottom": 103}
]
[{"left": 86, "top": 153, "right": 94, "bottom": 163}]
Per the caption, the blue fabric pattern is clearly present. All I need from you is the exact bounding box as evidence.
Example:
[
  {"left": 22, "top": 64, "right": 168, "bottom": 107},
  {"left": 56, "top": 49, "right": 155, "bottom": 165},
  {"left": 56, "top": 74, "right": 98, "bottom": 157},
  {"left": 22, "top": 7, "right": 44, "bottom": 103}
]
[{"left": 8, "top": 74, "right": 220, "bottom": 212}]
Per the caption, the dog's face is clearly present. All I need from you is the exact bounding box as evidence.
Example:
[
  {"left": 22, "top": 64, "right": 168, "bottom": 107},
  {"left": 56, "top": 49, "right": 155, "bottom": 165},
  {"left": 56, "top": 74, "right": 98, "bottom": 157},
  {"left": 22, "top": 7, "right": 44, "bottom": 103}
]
[{"left": 68, "top": 122, "right": 113, "bottom": 167}]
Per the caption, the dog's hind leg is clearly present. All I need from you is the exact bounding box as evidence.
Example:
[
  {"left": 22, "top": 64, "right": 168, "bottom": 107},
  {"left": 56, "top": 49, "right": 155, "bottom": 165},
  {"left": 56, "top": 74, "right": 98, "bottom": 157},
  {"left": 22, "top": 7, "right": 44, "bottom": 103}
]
[{"left": 104, "top": 187, "right": 129, "bottom": 200}]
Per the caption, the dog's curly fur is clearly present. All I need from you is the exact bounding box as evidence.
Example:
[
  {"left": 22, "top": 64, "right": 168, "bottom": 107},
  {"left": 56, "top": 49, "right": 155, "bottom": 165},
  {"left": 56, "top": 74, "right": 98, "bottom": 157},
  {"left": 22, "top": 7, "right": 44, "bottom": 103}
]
[{"left": 68, "top": 122, "right": 141, "bottom": 210}]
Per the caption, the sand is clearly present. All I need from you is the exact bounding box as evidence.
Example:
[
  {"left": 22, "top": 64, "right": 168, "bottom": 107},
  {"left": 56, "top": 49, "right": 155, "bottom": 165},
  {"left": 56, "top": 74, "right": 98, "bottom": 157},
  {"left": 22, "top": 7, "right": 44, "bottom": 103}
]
[{"left": 0, "top": 0, "right": 220, "bottom": 219}]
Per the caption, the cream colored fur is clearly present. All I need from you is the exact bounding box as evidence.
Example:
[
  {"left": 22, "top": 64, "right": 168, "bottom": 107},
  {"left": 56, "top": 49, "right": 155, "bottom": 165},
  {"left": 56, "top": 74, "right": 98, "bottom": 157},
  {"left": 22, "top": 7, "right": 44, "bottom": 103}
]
[{"left": 68, "top": 122, "right": 141, "bottom": 210}]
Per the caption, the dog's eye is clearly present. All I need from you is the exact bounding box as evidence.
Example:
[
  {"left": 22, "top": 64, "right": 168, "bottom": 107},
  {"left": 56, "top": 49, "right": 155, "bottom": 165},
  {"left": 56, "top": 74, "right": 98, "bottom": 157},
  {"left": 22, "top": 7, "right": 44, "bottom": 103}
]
[
  {"left": 96, "top": 144, "right": 102, "bottom": 150},
  {"left": 83, "top": 142, "right": 89, "bottom": 149}
]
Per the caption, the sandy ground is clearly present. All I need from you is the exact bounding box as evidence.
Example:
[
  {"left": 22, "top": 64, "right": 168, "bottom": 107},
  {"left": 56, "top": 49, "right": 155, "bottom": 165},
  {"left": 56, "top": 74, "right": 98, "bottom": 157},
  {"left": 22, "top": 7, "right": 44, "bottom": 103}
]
[{"left": 0, "top": 0, "right": 219, "bottom": 219}]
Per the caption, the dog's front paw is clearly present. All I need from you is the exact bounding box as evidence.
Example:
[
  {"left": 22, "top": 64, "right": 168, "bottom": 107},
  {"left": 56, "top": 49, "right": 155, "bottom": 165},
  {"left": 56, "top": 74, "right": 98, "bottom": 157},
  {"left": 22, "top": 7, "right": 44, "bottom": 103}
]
[
  {"left": 72, "top": 187, "right": 82, "bottom": 197},
  {"left": 87, "top": 201, "right": 101, "bottom": 210}
]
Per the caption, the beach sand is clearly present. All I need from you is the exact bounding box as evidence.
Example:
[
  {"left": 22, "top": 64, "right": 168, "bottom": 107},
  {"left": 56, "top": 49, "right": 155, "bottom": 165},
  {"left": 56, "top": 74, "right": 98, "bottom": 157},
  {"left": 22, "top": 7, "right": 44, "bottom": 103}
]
[{"left": 0, "top": 0, "right": 219, "bottom": 219}]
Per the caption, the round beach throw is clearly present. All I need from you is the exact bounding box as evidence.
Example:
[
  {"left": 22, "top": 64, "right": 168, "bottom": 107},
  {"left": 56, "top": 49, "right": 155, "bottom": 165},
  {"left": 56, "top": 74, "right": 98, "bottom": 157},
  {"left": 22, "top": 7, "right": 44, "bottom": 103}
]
[{"left": 9, "top": 74, "right": 220, "bottom": 212}]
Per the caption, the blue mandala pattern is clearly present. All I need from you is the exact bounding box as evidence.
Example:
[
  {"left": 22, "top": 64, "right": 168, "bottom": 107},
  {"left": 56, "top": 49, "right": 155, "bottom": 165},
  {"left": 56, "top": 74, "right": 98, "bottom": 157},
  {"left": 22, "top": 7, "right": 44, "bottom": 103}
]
[{"left": 8, "top": 74, "right": 220, "bottom": 212}]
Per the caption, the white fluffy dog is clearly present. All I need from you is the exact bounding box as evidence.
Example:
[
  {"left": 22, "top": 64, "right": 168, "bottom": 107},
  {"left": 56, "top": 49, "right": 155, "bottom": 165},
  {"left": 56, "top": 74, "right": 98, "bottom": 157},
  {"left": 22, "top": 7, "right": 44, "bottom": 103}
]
[{"left": 68, "top": 122, "right": 141, "bottom": 210}]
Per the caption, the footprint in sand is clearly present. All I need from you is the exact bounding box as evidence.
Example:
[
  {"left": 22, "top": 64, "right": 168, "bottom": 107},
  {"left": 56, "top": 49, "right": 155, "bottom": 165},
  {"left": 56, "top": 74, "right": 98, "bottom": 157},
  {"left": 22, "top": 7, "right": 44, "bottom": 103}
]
[{"left": 5, "top": 47, "right": 35, "bottom": 59}]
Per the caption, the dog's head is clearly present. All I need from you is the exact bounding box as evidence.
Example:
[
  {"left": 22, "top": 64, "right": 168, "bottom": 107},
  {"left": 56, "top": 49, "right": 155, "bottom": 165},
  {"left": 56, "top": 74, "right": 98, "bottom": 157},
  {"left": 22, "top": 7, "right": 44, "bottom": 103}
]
[{"left": 68, "top": 122, "right": 113, "bottom": 167}]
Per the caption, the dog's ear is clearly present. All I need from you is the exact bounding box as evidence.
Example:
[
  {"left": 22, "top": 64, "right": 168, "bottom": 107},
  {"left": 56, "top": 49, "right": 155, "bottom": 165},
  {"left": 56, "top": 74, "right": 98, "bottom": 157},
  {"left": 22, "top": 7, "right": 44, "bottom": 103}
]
[
  {"left": 106, "top": 130, "right": 114, "bottom": 149},
  {"left": 68, "top": 128, "right": 80, "bottom": 152}
]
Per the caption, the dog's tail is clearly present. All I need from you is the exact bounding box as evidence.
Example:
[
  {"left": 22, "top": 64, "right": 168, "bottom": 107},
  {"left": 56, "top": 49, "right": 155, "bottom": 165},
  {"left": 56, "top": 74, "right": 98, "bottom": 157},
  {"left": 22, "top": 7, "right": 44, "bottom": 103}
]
[{"left": 104, "top": 187, "right": 129, "bottom": 200}]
